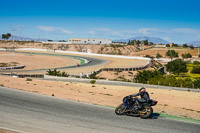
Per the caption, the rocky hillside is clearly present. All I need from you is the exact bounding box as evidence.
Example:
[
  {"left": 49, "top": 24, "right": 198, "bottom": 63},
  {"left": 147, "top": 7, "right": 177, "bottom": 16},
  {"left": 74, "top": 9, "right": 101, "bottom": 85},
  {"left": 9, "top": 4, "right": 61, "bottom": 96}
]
[{"left": 0, "top": 41, "right": 144, "bottom": 55}]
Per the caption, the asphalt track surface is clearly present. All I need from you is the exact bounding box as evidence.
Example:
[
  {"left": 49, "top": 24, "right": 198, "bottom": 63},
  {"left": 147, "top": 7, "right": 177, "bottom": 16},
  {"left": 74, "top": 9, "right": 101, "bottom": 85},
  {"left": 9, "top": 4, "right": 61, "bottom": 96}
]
[
  {"left": 0, "top": 86, "right": 199, "bottom": 133},
  {"left": 0, "top": 51, "right": 109, "bottom": 73}
]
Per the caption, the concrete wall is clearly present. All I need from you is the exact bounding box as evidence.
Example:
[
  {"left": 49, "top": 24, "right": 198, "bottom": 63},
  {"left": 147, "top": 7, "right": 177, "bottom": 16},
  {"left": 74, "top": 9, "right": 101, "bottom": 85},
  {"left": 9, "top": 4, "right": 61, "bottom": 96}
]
[{"left": 16, "top": 48, "right": 151, "bottom": 61}]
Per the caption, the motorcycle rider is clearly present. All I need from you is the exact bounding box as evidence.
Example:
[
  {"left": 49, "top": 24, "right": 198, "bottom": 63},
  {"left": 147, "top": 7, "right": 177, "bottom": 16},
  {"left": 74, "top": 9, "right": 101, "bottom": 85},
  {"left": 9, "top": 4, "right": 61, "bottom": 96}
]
[{"left": 123, "top": 87, "right": 150, "bottom": 111}]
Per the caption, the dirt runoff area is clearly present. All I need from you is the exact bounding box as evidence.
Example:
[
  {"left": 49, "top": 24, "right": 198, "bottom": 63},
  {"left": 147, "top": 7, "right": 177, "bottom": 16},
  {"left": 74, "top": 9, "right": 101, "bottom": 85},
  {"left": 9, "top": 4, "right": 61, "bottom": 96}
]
[
  {"left": 0, "top": 75, "right": 200, "bottom": 120},
  {"left": 0, "top": 129, "right": 17, "bottom": 133},
  {"left": 0, "top": 51, "right": 80, "bottom": 70}
]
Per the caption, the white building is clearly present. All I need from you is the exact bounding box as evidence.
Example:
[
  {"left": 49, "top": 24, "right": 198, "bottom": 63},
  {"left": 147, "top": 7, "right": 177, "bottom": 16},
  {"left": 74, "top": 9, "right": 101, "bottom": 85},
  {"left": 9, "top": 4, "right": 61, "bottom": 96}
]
[{"left": 68, "top": 38, "right": 112, "bottom": 45}]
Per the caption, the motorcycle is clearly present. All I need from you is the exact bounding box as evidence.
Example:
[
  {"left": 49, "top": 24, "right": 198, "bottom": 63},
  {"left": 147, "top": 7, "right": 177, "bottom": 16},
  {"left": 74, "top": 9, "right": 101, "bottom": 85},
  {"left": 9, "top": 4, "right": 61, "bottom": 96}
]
[{"left": 115, "top": 96, "right": 157, "bottom": 119}]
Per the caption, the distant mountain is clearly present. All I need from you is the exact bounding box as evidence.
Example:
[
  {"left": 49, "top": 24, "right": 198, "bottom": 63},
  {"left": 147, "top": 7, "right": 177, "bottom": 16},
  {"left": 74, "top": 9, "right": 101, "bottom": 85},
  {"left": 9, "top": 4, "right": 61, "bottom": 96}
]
[
  {"left": 114, "top": 36, "right": 169, "bottom": 44},
  {"left": 188, "top": 41, "right": 200, "bottom": 47}
]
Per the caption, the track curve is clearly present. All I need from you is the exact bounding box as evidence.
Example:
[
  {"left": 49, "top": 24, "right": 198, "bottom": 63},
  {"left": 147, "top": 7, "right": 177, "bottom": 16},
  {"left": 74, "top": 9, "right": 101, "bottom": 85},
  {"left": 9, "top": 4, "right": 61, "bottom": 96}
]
[
  {"left": 0, "top": 51, "right": 109, "bottom": 73},
  {"left": 0, "top": 86, "right": 199, "bottom": 133}
]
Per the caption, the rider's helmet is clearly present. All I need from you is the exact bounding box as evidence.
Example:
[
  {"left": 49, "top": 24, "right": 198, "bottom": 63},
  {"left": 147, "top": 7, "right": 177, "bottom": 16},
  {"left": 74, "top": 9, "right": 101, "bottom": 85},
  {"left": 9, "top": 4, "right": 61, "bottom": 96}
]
[{"left": 139, "top": 87, "right": 146, "bottom": 93}]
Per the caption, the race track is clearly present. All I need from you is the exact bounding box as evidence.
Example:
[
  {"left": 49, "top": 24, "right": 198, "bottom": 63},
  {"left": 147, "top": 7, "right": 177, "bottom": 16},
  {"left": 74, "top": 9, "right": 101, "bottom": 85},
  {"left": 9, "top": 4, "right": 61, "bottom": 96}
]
[
  {"left": 0, "top": 51, "right": 109, "bottom": 73},
  {"left": 0, "top": 86, "right": 199, "bottom": 133}
]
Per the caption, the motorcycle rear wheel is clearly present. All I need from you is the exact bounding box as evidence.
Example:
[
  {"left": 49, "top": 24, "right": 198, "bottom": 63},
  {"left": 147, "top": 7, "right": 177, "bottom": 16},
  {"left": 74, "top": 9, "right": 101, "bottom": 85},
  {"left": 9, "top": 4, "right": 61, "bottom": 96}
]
[
  {"left": 139, "top": 106, "right": 153, "bottom": 119},
  {"left": 115, "top": 103, "right": 126, "bottom": 115}
]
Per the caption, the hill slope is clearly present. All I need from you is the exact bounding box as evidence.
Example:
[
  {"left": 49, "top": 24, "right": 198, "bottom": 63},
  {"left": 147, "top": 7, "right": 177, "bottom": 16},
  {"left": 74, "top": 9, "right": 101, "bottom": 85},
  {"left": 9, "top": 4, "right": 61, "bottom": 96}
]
[{"left": 114, "top": 36, "right": 169, "bottom": 44}]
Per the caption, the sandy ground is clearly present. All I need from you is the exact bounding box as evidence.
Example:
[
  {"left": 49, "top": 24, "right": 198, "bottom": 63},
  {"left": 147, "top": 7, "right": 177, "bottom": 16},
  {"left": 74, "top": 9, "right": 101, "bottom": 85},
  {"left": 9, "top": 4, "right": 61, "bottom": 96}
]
[
  {"left": 0, "top": 51, "right": 80, "bottom": 70},
  {"left": 0, "top": 76, "right": 199, "bottom": 120},
  {"left": 9, "top": 50, "right": 148, "bottom": 75},
  {"left": 0, "top": 129, "right": 16, "bottom": 133},
  {"left": 133, "top": 48, "right": 198, "bottom": 57},
  {"left": 97, "top": 71, "right": 137, "bottom": 81}
]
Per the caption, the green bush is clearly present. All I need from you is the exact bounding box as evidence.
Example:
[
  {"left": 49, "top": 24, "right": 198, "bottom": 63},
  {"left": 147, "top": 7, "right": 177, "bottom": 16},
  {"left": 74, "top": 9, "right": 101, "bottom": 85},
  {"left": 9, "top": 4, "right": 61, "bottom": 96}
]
[
  {"left": 26, "top": 78, "right": 32, "bottom": 81},
  {"left": 193, "top": 61, "right": 200, "bottom": 66},
  {"left": 90, "top": 80, "right": 96, "bottom": 84},
  {"left": 144, "top": 55, "right": 154, "bottom": 58},
  {"left": 134, "top": 70, "right": 162, "bottom": 84},
  {"left": 166, "top": 50, "right": 179, "bottom": 60},
  {"left": 191, "top": 67, "right": 200, "bottom": 74},
  {"left": 166, "top": 59, "right": 188, "bottom": 75},
  {"left": 46, "top": 69, "right": 69, "bottom": 77},
  {"left": 89, "top": 72, "right": 98, "bottom": 79},
  {"left": 182, "top": 53, "right": 192, "bottom": 58},
  {"left": 148, "top": 75, "right": 193, "bottom": 88},
  {"left": 156, "top": 53, "right": 162, "bottom": 59},
  {"left": 134, "top": 65, "right": 200, "bottom": 89},
  {"left": 193, "top": 78, "right": 200, "bottom": 89},
  {"left": 0, "top": 63, "right": 9, "bottom": 67}
]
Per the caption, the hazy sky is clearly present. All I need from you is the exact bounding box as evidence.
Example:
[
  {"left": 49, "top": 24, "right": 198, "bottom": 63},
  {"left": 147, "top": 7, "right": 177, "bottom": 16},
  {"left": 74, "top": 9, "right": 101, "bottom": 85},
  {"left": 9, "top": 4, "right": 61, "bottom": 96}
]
[{"left": 0, "top": 0, "right": 200, "bottom": 43}]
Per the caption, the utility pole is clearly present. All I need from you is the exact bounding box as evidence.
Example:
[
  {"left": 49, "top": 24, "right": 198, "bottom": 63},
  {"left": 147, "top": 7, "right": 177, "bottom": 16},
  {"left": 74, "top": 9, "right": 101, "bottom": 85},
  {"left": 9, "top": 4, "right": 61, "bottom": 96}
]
[{"left": 198, "top": 45, "right": 199, "bottom": 58}]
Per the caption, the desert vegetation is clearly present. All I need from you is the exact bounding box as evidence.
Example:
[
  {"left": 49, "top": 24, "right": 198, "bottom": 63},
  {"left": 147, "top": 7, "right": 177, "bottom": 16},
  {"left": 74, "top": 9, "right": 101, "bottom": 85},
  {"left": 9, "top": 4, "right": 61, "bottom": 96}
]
[
  {"left": 0, "top": 62, "right": 19, "bottom": 67},
  {"left": 134, "top": 60, "right": 200, "bottom": 89},
  {"left": 46, "top": 69, "right": 69, "bottom": 77}
]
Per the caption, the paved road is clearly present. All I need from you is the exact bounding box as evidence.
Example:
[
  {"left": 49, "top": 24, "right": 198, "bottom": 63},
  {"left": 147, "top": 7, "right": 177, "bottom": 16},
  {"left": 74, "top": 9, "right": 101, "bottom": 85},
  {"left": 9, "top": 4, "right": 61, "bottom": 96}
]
[{"left": 0, "top": 86, "right": 199, "bottom": 133}]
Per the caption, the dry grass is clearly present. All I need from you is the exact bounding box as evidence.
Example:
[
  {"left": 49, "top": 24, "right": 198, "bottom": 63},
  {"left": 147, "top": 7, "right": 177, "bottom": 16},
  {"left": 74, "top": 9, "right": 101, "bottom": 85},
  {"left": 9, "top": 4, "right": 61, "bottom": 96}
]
[{"left": 133, "top": 48, "right": 199, "bottom": 57}]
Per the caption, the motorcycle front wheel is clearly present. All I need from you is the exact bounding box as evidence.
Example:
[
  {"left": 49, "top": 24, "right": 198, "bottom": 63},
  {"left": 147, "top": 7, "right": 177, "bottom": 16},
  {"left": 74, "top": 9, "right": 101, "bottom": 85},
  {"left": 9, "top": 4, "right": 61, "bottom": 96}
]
[
  {"left": 115, "top": 103, "right": 126, "bottom": 115},
  {"left": 139, "top": 105, "right": 153, "bottom": 119}
]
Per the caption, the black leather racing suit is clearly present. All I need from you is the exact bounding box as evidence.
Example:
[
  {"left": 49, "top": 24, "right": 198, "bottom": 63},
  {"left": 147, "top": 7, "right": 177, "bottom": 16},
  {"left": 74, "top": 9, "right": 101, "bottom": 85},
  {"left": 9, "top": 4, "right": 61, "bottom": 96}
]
[
  {"left": 123, "top": 92, "right": 150, "bottom": 109},
  {"left": 131, "top": 91, "right": 150, "bottom": 103}
]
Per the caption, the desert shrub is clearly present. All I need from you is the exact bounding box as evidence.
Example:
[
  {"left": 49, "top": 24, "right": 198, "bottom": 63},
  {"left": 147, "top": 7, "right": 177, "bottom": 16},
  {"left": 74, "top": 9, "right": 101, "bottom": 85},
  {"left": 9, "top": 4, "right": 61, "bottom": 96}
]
[
  {"left": 156, "top": 53, "right": 162, "bottom": 59},
  {"left": 0, "top": 84, "right": 4, "bottom": 86},
  {"left": 182, "top": 53, "right": 192, "bottom": 58},
  {"left": 0, "top": 63, "right": 9, "bottom": 67},
  {"left": 89, "top": 72, "right": 98, "bottom": 79},
  {"left": 166, "top": 50, "right": 179, "bottom": 60},
  {"left": 46, "top": 69, "right": 69, "bottom": 77},
  {"left": 90, "top": 80, "right": 96, "bottom": 84},
  {"left": 128, "top": 71, "right": 133, "bottom": 74},
  {"left": 26, "top": 78, "right": 32, "bottom": 81},
  {"left": 193, "top": 61, "right": 200, "bottom": 66},
  {"left": 193, "top": 78, "right": 200, "bottom": 89},
  {"left": 42, "top": 43, "right": 50, "bottom": 46},
  {"left": 144, "top": 55, "right": 154, "bottom": 58},
  {"left": 117, "top": 49, "right": 122, "bottom": 55}
]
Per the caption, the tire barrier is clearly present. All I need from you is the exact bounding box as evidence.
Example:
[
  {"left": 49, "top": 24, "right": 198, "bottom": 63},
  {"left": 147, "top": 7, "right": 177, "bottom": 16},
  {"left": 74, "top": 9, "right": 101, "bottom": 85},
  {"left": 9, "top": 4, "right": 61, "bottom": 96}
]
[
  {"left": 0, "top": 65, "right": 25, "bottom": 70},
  {"left": 101, "top": 65, "right": 149, "bottom": 72},
  {"left": 2, "top": 73, "right": 44, "bottom": 78},
  {"left": 16, "top": 74, "right": 44, "bottom": 78}
]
